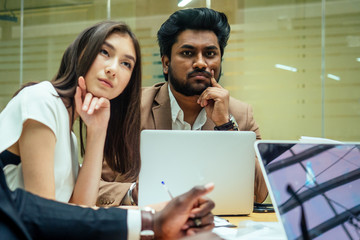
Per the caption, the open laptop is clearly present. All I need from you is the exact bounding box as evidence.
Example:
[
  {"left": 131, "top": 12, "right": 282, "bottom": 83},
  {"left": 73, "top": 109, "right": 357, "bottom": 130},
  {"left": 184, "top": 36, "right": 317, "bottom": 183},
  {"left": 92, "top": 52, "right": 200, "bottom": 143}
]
[
  {"left": 255, "top": 140, "right": 360, "bottom": 240},
  {"left": 138, "top": 130, "right": 256, "bottom": 215}
]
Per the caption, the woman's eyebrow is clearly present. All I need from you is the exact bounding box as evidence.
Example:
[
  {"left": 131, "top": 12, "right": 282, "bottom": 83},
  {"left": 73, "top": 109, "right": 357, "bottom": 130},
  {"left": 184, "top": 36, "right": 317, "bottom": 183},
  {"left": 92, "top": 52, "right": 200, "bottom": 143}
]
[
  {"left": 125, "top": 54, "right": 136, "bottom": 64},
  {"left": 103, "top": 41, "right": 136, "bottom": 63},
  {"left": 103, "top": 41, "right": 115, "bottom": 50}
]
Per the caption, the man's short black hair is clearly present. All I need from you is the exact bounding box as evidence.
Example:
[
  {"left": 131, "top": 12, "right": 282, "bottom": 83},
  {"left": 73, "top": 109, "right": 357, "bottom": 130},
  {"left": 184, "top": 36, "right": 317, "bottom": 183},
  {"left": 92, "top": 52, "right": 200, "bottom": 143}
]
[{"left": 157, "top": 7, "right": 230, "bottom": 60}]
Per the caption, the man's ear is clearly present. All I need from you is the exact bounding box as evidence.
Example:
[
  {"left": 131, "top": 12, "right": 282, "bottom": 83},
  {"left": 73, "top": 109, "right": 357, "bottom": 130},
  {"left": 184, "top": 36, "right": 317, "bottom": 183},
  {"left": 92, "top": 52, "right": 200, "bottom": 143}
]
[{"left": 161, "top": 55, "right": 169, "bottom": 74}]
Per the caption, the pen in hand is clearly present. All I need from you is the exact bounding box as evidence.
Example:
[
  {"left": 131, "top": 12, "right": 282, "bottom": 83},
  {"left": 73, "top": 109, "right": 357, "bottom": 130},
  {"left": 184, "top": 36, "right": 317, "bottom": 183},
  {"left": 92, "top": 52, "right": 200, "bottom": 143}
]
[{"left": 161, "top": 181, "right": 174, "bottom": 199}]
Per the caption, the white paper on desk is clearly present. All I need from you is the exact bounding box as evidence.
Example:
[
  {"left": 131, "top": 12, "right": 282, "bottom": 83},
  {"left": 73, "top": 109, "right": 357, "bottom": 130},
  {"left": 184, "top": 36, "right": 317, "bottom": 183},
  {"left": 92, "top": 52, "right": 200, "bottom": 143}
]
[
  {"left": 236, "top": 221, "right": 286, "bottom": 240},
  {"left": 213, "top": 227, "right": 237, "bottom": 240},
  {"left": 214, "top": 216, "right": 237, "bottom": 228},
  {"left": 299, "top": 136, "right": 342, "bottom": 143},
  {"left": 213, "top": 221, "right": 286, "bottom": 240}
]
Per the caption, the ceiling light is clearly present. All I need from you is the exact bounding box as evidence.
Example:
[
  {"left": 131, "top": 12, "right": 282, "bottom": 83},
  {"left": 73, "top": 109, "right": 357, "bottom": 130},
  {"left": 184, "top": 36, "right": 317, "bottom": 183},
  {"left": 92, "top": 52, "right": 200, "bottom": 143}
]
[
  {"left": 356, "top": 58, "right": 360, "bottom": 62},
  {"left": 275, "top": 64, "right": 297, "bottom": 72},
  {"left": 178, "top": 0, "right": 192, "bottom": 7},
  {"left": 327, "top": 74, "right": 340, "bottom": 81}
]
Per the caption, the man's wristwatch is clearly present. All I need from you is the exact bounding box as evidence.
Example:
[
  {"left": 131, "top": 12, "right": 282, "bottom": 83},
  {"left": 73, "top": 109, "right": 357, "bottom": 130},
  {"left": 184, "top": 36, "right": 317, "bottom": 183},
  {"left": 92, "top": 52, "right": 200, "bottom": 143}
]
[
  {"left": 140, "top": 207, "right": 155, "bottom": 240},
  {"left": 214, "top": 114, "right": 239, "bottom": 131}
]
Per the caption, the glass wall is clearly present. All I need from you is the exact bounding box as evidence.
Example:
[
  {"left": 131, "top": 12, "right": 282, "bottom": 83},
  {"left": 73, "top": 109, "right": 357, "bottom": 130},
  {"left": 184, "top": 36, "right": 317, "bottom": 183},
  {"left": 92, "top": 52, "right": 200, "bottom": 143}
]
[{"left": 0, "top": 0, "right": 359, "bottom": 141}]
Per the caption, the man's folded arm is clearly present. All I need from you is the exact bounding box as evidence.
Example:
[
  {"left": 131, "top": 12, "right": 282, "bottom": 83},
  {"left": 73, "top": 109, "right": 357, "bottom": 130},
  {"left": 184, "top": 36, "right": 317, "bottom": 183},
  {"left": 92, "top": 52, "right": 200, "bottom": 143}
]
[{"left": 14, "top": 189, "right": 129, "bottom": 240}]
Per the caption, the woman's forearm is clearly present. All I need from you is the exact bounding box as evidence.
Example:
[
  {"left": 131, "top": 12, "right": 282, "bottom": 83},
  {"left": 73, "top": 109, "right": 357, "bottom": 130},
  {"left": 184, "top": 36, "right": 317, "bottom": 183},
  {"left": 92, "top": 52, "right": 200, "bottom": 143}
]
[{"left": 69, "top": 128, "right": 106, "bottom": 206}]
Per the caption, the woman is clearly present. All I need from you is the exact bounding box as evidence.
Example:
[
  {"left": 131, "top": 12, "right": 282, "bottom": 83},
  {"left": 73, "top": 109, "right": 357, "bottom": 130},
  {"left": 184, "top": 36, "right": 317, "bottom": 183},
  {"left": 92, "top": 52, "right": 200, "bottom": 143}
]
[{"left": 0, "top": 21, "right": 141, "bottom": 206}]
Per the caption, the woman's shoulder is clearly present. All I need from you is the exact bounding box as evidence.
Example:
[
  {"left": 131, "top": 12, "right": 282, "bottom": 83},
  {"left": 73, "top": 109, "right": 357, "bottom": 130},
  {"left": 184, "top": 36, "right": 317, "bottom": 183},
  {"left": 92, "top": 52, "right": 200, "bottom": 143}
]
[
  {"left": 20, "top": 81, "right": 57, "bottom": 97},
  {"left": 16, "top": 81, "right": 61, "bottom": 106},
  {"left": 11, "top": 81, "right": 65, "bottom": 119}
]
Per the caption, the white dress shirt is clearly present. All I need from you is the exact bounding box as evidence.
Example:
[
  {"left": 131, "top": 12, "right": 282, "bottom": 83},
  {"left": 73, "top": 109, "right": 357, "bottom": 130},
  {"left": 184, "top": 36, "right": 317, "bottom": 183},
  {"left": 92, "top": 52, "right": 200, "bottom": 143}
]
[
  {"left": 168, "top": 84, "right": 207, "bottom": 130},
  {"left": 127, "top": 209, "right": 141, "bottom": 240}
]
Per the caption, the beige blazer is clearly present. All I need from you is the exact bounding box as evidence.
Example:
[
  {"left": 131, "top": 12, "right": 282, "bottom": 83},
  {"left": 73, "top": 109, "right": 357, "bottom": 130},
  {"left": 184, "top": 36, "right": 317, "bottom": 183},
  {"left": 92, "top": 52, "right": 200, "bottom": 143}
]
[{"left": 97, "top": 82, "right": 268, "bottom": 206}]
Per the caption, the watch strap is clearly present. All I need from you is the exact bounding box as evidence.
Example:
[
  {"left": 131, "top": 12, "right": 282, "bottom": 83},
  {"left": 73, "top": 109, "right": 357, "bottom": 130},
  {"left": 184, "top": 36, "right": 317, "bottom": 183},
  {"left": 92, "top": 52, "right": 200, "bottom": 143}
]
[
  {"left": 140, "top": 207, "right": 155, "bottom": 240},
  {"left": 214, "top": 114, "right": 239, "bottom": 131}
]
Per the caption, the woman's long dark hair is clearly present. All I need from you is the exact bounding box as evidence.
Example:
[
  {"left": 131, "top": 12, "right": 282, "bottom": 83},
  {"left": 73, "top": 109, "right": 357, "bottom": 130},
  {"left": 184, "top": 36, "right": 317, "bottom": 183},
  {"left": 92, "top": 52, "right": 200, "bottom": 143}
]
[{"left": 50, "top": 21, "right": 141, "bottom": 181}]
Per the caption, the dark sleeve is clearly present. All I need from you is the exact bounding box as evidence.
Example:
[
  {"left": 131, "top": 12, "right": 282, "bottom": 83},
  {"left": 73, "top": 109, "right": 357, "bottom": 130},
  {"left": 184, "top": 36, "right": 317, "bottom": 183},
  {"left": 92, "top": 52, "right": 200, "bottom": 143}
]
[{"left": 13, "top": 189, "right": 128, "bottom": 240}]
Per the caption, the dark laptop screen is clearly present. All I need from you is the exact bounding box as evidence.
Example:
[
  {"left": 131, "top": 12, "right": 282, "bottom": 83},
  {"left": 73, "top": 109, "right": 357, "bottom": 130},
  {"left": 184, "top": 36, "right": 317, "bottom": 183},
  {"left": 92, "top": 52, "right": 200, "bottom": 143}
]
[{"left": 257, "top": 142, "right": 360, "bottom": 240}]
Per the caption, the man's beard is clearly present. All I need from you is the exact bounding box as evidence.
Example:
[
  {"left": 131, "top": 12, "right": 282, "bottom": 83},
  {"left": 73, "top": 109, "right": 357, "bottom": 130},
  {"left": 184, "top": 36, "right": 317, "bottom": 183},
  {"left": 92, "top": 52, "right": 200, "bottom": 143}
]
[{"left": 168, "top": 65, "right": 221, "bottom": 96}]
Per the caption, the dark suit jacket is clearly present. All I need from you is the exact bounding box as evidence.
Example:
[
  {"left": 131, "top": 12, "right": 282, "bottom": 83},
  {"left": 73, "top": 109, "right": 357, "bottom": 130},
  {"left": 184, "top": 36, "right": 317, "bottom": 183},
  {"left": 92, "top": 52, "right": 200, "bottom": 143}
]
[
  {"left": 0, "top": 161, "right": 128, "bottom": 240},
  {"left": 0, "top": 162, "right": 31, "bottom": 240},
  {"left": 98, "top": 82, "right": 268, "bottom": 206}
]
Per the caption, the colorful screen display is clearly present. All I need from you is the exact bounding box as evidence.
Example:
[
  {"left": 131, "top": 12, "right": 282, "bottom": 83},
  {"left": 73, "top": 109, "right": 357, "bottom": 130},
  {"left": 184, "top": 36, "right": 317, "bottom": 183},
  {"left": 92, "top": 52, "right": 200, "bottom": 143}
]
[{"left": 257, "top": 143, "right": 360, "bottom": 240}]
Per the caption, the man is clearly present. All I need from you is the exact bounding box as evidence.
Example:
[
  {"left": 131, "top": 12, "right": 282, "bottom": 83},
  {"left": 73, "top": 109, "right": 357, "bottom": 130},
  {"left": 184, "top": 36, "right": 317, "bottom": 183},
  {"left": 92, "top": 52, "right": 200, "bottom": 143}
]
[
  {"left": 0, "top": 159, "right": 216, "bottom": 240},
  {"left": 98, "top": 8, "right": 268, "bottom": 207}
]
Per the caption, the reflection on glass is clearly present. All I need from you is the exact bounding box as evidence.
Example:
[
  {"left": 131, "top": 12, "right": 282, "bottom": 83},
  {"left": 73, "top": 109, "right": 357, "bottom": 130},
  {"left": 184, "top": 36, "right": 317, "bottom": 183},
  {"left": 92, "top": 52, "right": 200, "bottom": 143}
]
[{"left": 0, "top": 0, "right": 359, "bottom": 141}]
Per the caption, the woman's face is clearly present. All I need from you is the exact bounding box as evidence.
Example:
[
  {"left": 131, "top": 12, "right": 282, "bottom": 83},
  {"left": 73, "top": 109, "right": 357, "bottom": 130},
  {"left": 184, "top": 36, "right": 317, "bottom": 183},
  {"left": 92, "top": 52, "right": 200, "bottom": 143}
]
[{"left": 84, "top": 32, "right": 136, "bottom": 100}]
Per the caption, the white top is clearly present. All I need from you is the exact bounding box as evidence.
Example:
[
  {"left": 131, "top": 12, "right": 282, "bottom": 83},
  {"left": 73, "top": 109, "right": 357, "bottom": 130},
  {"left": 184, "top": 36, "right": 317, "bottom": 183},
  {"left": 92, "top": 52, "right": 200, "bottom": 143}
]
[
  {"left": 0, "top": 81, "right": 79, "bottom": 202},
  {"left": 168, "top": 84, "right": 207, "bottom": 130}
]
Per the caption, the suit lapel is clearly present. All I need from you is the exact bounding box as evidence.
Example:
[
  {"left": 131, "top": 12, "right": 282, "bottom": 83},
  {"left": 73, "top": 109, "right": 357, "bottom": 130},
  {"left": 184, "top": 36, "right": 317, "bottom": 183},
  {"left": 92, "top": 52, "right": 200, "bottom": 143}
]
[{"left": 152, "top": 82, "right": 172, "bottom": 130}]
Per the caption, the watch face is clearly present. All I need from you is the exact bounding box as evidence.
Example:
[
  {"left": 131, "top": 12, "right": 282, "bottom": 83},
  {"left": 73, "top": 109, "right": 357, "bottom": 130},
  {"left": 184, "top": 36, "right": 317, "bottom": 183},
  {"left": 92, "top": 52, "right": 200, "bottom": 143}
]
[{"left": 230, "top": 115, "right": 239, "bottom": 130}]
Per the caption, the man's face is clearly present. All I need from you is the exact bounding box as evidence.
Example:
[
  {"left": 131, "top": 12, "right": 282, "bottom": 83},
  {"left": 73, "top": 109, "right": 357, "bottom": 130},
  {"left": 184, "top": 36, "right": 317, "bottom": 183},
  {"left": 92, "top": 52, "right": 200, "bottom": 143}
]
[{"left": 162, "top": 30, "right": 222, "bottom": 96}]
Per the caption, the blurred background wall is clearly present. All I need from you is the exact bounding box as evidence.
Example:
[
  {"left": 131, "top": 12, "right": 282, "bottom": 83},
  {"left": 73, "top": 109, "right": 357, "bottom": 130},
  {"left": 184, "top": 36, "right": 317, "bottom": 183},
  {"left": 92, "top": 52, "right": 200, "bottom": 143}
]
[{"left": 0, "top": 0, "right": 359, "bottom": 141}]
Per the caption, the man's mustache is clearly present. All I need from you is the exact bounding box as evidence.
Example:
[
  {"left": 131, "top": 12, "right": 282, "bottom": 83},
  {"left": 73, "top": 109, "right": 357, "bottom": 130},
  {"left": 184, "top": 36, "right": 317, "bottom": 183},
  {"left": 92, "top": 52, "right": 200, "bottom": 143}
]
[{"left": 187, "top": 69, "right": 212, "bottom": 79}]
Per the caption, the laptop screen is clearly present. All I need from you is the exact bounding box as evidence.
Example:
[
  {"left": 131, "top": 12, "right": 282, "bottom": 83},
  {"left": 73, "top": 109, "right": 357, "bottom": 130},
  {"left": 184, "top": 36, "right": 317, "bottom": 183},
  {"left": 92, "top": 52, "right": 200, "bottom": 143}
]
[{"left": 256, "top": 142, "right": 360, "bottom": 240}]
